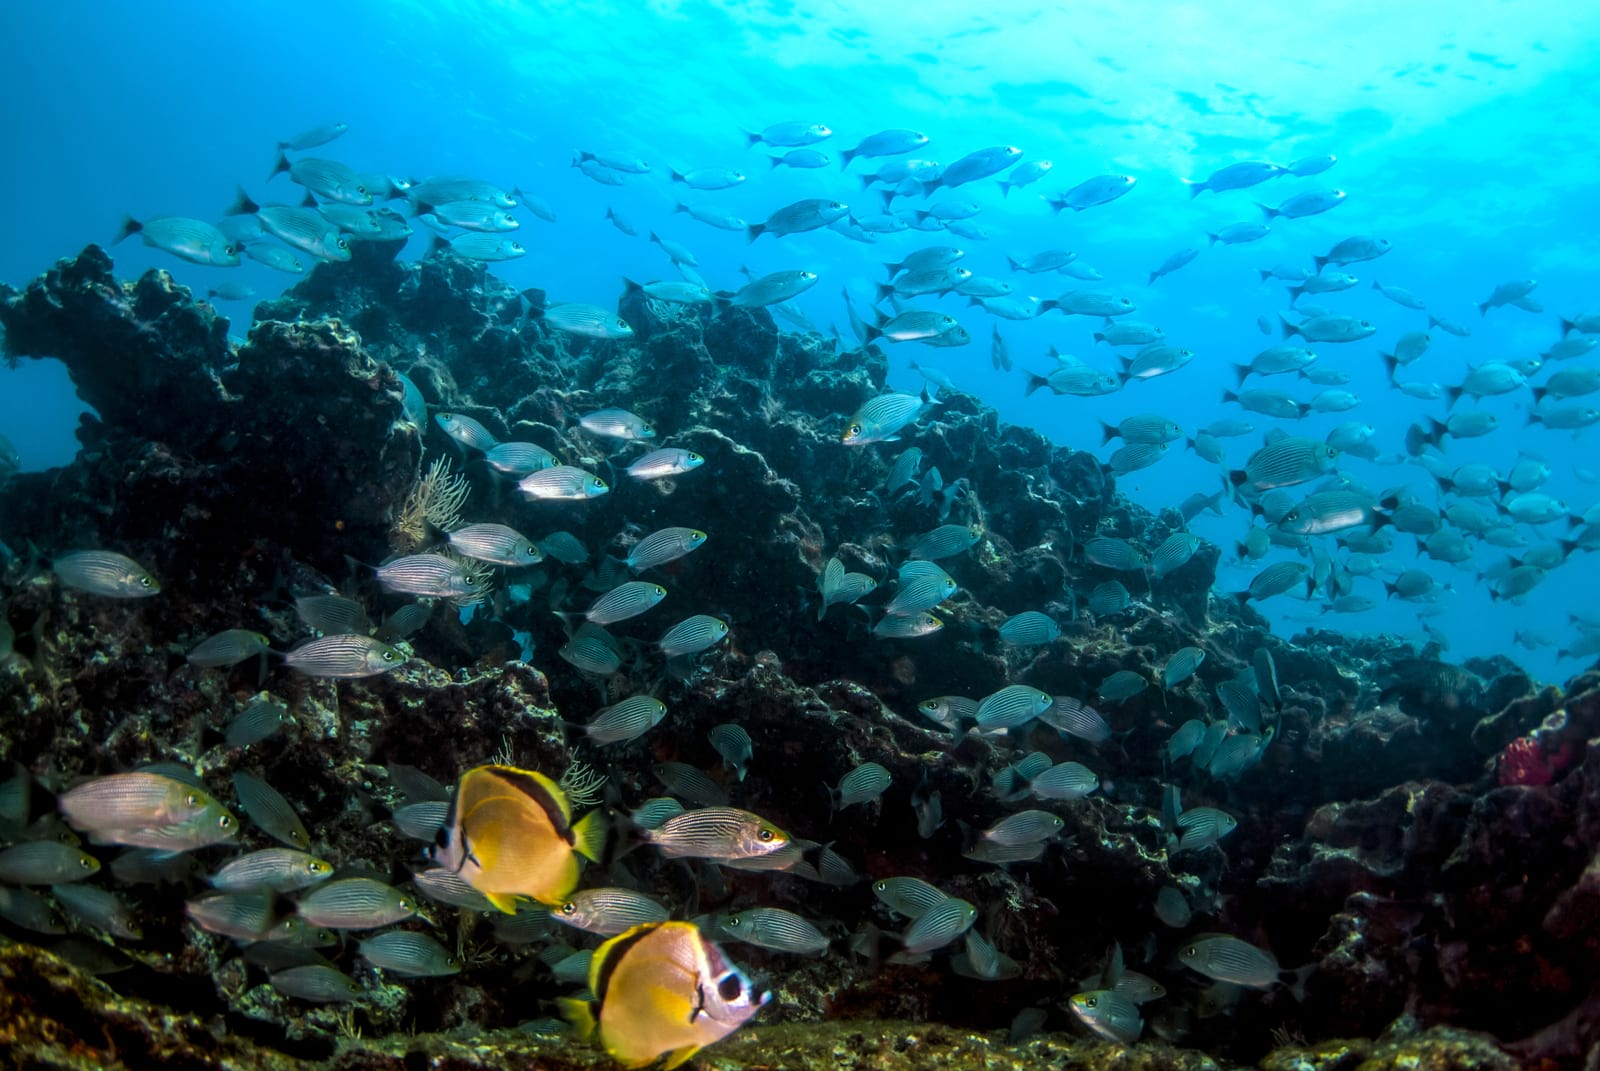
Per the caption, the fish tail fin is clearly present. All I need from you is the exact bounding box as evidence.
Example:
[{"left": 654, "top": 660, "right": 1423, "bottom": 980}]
[
  {"left": 1206, "top": 232, "right": 1220, "bottom": 246},
  {"left": 1286, "top": 964, "right": 1315, "bottom": 1003},
  {"left": 556, "top": 997, "right": 598, "bottom": 1041},
  {"left": 1530, "top": 385, "right": 1547, "bottom": 404},
  {"left": 1183, "top": 179, "right": 1202, "bottom": 199},
  {"left": 1220, "top": 389, "right": 1239, "bottom": 406},
  {"left": 668, "top": 168, "right": 686, "bottom": 184},
  {"left": 1232, "top": 363, "right": 1251, "bottom": 388},
  {"left": 485, "top": 892, "right": 520, "bottom": 914},
  {"left": 1279, "top": 313, "right": 1299, "bottom": 339},
  {"left": 300, "top": 191, "right": 317, "bottom": 208},
  {"left": 858, "top": 172, "right": 877, "bottom": 192},
  {"left": 1257, "top": 268, "right": 1272, "bottom": 282},
  {"left": 571, "top": 808, "right": 608, "bottom": 864},
  {"left": 267, "top": 149, "right": 291, "bottom": 183},
  {"left": 621, "top": 276, "right": 642, "bottom": 298},
  {"left": 1444, "top": 385, "right": 1464, "bottom": 408},
  {"left": 769, "top": 154, "right": 784, "bottom": 170},
  {"left": 1046, "top": 196, "right": 1066, "bottom": 216},
  {"left": 1311, "top": 254, "right": 1328, "bottom": 273},
  {"left": 1147, "top": 271, "right": 1158, "bottom": 286},
  {"left": 1379, "top": 351, "right": 1398, "bottom": 381},
  {"left": 1287, "top": 284, "right": 1303, "bottom": 304},
  {"left": 839, "top": 147, "right": 857, "bottom": 170},
  {"left": 113, "top": 216, "right": 142, "bottom": 245},
  {"left": 428, "top": 234, "right": 450, "bottom": 257},
  {"left": 745, "top": 223, "right": 764, "bottom": 244},
  {"left": 1022, "top": 371, "right": 1048, "bottom": 397},
  {"left": 998, "top": 180, "right": 1011, "bottom": 198},
  {"left": 225, "top": 187, "right": 260, "bottom": 217},
  {"left": 874, "top": 281, "right": 893, "bottom": 304},
  {"left": 1099, "top": 421, "right": 1118, "bottom": 446},
  {"left": 1256, "top": 202, "right": 1279, "bottom": 220},
  {"left": 1477, "top": 301, "right": 1489, "bottom": 317}
]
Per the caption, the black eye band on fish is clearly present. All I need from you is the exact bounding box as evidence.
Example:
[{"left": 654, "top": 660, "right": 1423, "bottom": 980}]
[{"left": 690, "top": 982, "right": 707, "bottom": 1024}]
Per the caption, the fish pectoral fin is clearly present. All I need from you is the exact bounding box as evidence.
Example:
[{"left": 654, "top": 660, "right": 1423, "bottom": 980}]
[
  {"left": 571, "top": 808, "right": 609, "bottom": 864},
  {"left": 661, "top": 1045, "right": 704, "bottom": 1071},
  {"left": 484, "top": 891, "right": 521, "bottom": 915}
]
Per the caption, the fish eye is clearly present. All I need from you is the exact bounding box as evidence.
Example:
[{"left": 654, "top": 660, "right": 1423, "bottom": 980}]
[
  {"left": 219, "top": 815, "right": 236, "bottom": 830},
  {"left": 758, "top": 827, "right": 774, "bottom": 842},
  {"left": 717, "top": 973, "right": 745, "bottom": 1001},
  {"left": 848, "top": 424, "right": 861, "bottom": 435},
  {"left": 654, "top": 586, "right": 666, "bottom": 595},
  {"left": 383, "top": 650, "right": 398, "bottom": 662},
  {"left": 79, "top": 856, "right": 95, "bottom": 869},
  {"left": 399, "top": 898, "right": 415, "bottom": 912},
  {"left": 1084, "top": 996, "right": 1098, "bottom": 1008},
  {"left": 186, "top": 793, "right": 200, "bottom": 806},
  {"left": 309, "top": 861, "right": 330, "bottom": 874},
  {"left": 1184, "top": 945, "right": 1197, "bottom": 957},
  {"left": 727, "top": 915, "right": 741, "bottom": 926},
  {"left": 338, "top": 238, "right": 350, "bottom": 250},
  {"left": 561, "top": 901, "right": 578, "bottom": 914}
]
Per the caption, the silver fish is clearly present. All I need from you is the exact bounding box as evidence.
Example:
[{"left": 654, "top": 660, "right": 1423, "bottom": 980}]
[
  {"left": 376, "top": 554, "right": 487, "bottom": 601},
  {"left": 707, "top": 724, "right": 753, "bottom": 781},
  {"left": 233, "top": 771, "right": 310, "bottom": 851},
  {"left": 652, "top": 763, "right": 729, "bottom": 807},
  {"left": 626, "top": 448, "right": 705, "bottom": 480},
  {"left": 428, "top": 200, "right": 519, "bottom": 232},
  {"left": 901, "top": 895, "right": 977, "bottom": 954},
  {"left": 906, "top": 523, "right": 981, "bottom": 560},
  {"left": 209, "top": 848, "right": 333, "bottom": 893},
  {"left": 579, "top": 408, "right": 655, "bottom": 441},
  {"left": 1162, "top": 647, "right": 1206, "bottom": 688},
  {"left": 554, "top": 887, "right": 670, "bottom": 936},
  {"left": 484, "top": 442, "right": 558, "bottom": 477},
  {"left": 1070, "top": 990, "right": 1142, "bottom": 1044},
  {"left": 1040, "top": 697, "right": 1112, "bottom": 744},
  {"left": 571, "top": 581, "right": 668, "bottom": 626},
  {"left": 278, "top": 121, "right": 348, "bottom": 151},
  {"left": 283, "top": 635, "right": 406, "bottom": 678},
  {"left": 872, "top": 612, "right": 942, "bottom": 639},
  {"left": 832, "top": 762, "right": 892, "bottom": 809},
  {"left": 294, "top": 878, "right": 416, "bottom": 930},
  {"left": 113, "top": 216, "right": 240, "bottom": 266},
  {"left": 186, "top": 629, "right": 270, "bottom": 667},
  {"left": 270, "top": 964, "right": 362, "bottom": 1002},
  {"left": 357, "top": 931, "right": 460, "bottom": 977},
  {"left": 49, "top": 883, "right": 142, "bottom": 939},
  {"left": 517, "top": 466, "right": 610, "bottom": 500},
  {"left": 659, "top": 615, "right": 729, "bottom": 657},
  {"left": 998, "top": 611, "right": 1059, "bottom": 647},
  {"left": 1087, "top": 582, "right": 1130, "bottom": 617},
  {"left": 730, "top": 270, "right": 819, "bottom": 307},
  {"left": 226, "top": 191, "right": 350, "bottom": 261},
  {"left": 625, "top": 527, "right": 707, "bottom": 571},
  {"left": 434, "top": 412, "right": 499, "bottom": 453},
  {"left": 540, "top": 303, "right": 633, "bottom": 339},
  {"left": 560, "top": 624, "right": 623, "bottom": 676},
  {"left": 748, "top": 198, "right": 849, "bottom": 241},
  {"left": 186, "top": 889, "right": 276, "bottom": 940},
  {"left": 1048, "top": 174, "right": 1137, "bottom": 212},
  {"left": 1175, "top": 807, "right": 1238, "bottom": 852},
  {"left": 719, "top": 907, "right": 830, "bottom": 955},
  {"left": 643, "top": 807, "right": 788, "bottom": 862},
  {"left": 974, "top": 685, "right": 1052, "bottom": 730},
  {"left": 447, "top": 523, "right": 544, "bottom": 567},
  {"left": 52, "top": 551, "right": 159, "bottom": 598},
  {"left": 585, "top": 696, "right": 668, "bottom": 745},
  {"left": 0, "top": 842, "right": 99, "bottom": 885}
]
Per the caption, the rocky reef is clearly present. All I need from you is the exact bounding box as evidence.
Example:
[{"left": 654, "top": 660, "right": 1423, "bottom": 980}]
[{"left": 0, "top": 241, "right": 1596, "bottom": 1069}]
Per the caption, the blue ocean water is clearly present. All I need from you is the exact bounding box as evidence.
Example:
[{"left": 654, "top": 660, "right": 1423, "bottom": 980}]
[{"left": 3, "top": 1, "right": 1598, "bottom": 683}]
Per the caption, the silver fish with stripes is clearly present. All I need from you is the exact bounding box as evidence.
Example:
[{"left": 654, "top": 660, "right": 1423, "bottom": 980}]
[
  {"left": 905, "top": 523, "right": 982, "bottom": 560},
  {"left": 831, "top": 762, "right": 891, "bottom": 809},
  {"left": 559, "top": 625, "right": 623, "bottom": 676},
  {"left": 974, "top": 685, "right": 1052, "bottom": 729},
  {"left": 1162, "top": 647, "right": 1206, "bottom": 688},
  {"left": 570, "top": 581, "right": 667, "bottom": 626},
  {"left": 187, "top": 629, "right": 271, "bottom": 667},
  {"left": 484, "top": 441, "right": 557, "bottom": 476},
  {"left": 718, "top": 907, "right": 830, "bottom": 954},
  {"left": 1151, "top": 532, "right": 1202, "bottom": 580},
  {"left": 270, "top": 964, "right": 363, "bottom": 1002},
  {"left": 872, "top": 876, "right": 950, "bottom": 918},
  {"left": 294, "top": 877, "right": 417, "bottom": 930},
  {"left": 540, "top": 303, "right": 634, "bottom": 339},
  {"left": 584, "top": 696, "right": 668, "bottom": 745},
  {"left": 626, "top": 527, "right": 707, "bottom": 571},
  {"left": 233, "top": 771, "right": 311, "bottom": 851},
  {"left": 659, "top": 615, "right": 729, "bottom": 657},
  {"left": 446, "top": 523, "right": 544, "bottom": 567},
  {"left": 553, "top": 887, "right": 670, "bottom": 936},
  {"left": 1039, "top": 696, "right": 1112, "bottom": 744},
  {"left": 842, "top": 389, "right": 934, "bottom": 445},
  {"left": 872, "top": 612, "right": 943, "bottom": 639},
  {"left": 283, "top": 635, "right": 406, "bottom": 678},
  {"left": 901, "top": 895, "right": 977, "bottom": 954},
  {"left": 376, "top": 554, "right": 487, "bottom": 601},
  {"left": 642, "top": 806, "right": 789, "bottom": 862},
  {"left": 817, "top": 558, "right": 877, "bottom": 619},
  {"left": 707, "top": 724, "right": 753, "bottom": 780},
  {"left": 435, "top": 412, "right": 499, "bottom": 453},
  {"left": 627, "top": 448, "right": 705, "bottom": 480},
  {"left": 579, "top": 408, "right": 655, "bottom": 440},
  {"left": 51, "top": 551, "right": 160, "bottom": 598},
  {"left": 358, "top": 931, "right": 460, "bottom": 976},
  {"left": 997, "top": 611, "right": 1058, "bottom": 647},
  {"left": 518, "top": 466, "right": 610, "bottom": 500},
  {"left": 209, "top": 848, "right": 333, "bottom": 893},
  {"left": 884, "top": 572, "right": 956, "bottom": 616},
  {"left": 293, "top": 593, "right": 370, "bottom": 636}
]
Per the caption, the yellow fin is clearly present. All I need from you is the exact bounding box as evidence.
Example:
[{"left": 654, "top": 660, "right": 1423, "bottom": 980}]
[
  {"left": 555, "top": 996, "right": 596, "bottom": 1041},
  {"left": 662, "top": 1044, "right": 704, "bottom": 1070},
  {"left": 572, "top": 807, "right": 608, "bottom": 864},
  {"left": 485, "top": 891, "right": 521, "bottom": 915}
]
